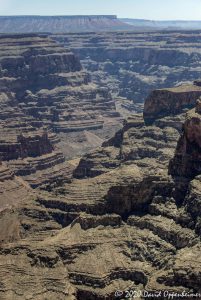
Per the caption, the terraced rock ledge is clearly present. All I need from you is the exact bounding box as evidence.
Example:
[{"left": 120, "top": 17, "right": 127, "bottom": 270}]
[
  {"left": 0, "top": 33, "right": 122, "bottom": 187},
  {"left": 0, "top": 80, "right": 201, "bottom": 299}
]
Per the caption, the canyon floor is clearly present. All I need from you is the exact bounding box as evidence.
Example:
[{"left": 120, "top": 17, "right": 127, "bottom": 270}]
[{"left": 0, "top": 31, "right": 201, "bottom": 300}]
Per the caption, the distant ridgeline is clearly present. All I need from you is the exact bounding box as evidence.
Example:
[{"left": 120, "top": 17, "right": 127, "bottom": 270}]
[
  {"left": 121, "top": 18, "right": 201, "bottom": 30},
  {"left": 1, "top": 16, "right": 201, "bottom": 33},
  {"left": 0, "top": 15, "right": 133, "bottom": 33}
]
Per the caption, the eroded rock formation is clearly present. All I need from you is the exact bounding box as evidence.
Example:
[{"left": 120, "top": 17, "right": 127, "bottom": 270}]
[
  {"left": 0, "top": 29, "right": 201, "bottom": 300},
  {"left": 0, "top": 33, "right": 122, "bottom": 187},
  {"left": 0, "top": 34, "right": 119, "bottom": 135},
  {"left": 144, "top": 82, "right": 201, "bottom": 124},
  {"left": 169, "top": 98, "right": 201, "bottom": 178},
  {"left": 0, "top": 80, "right": 200, "bottom": 299},
  {"left": 54, "top": 31, "right": 201, "bottom": 111}
]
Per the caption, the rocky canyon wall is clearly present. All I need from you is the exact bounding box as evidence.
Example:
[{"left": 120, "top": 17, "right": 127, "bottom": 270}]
[
  {"left": 0, "top": 30, "right": 201, "bottom": 300},
  {"left": 54, "top": 31, "right": 201, "bottom": 111},
  {"left": 0, "top": 81, "right": 200, "bottom": 299},
  {"left": 0, "top": 33, "right": 121, "bottom": 187}
]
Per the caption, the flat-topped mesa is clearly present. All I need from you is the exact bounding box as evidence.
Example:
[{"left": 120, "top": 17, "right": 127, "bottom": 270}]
[
  {"left": 144, "top": 82, "right": 201, "bottom": 125},
  {"left": 0, "top": 15, "right": 132, "bottom": 33},
  {"left": 169, "top": 98, "right": 201, "bottom": 178}
]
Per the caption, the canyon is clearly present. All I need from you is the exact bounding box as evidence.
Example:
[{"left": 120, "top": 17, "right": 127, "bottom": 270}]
[
  {"left": 0, "top": 33, "right": 122, "bottom": 188},
  {"left": 0, "top": 28, "right": 200, "bottom": 300},
  {"left": 54, "top": 30, "right": 201, "bottom": 110}
]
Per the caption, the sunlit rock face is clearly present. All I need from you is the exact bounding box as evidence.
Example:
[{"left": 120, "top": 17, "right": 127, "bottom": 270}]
[
  {"left": 144, "top": 83, "right": 201, "bottom": 124},
  {"left": 0, "top": 15, "right": 133, "bottom": 33},
  {"left": 0, "top": 33, "right": 122, "bottom": 187},
  {"left": 54, "top": 31, "right": 201, "bottom": 110},
  {"left": 0, "top": 32, "right": 201, "bottom": 299}
]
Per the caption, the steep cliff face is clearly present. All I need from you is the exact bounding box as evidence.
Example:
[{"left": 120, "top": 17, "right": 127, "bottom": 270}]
[
  {"left": 169, "top": 98, "right": 201, "bottom": 178},
  {"left": 144, "top": 82, "right": 201, "bottom": 124},
  {"left": 54, "top": 31, "right": 201, "bottom": 110}
]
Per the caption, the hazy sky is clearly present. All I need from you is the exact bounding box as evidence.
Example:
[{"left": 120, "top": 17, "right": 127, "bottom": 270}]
[{"left": 1, "top": 0, "right": 201, "bottom": 20}]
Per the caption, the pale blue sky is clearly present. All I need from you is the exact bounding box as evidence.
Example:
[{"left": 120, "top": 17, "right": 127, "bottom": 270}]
[{"left": 0, "top": 0, "right": 201, "bottom": 20}]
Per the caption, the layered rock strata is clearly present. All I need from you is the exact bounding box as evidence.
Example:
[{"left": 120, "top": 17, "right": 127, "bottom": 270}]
[
  {"left": 0, "top": 82, "right": 201, "bottom": 299},
  {"left": 0, "top": 34, "right": 121, "bottom": 186},
  {"left": 54, "top": 31, "right": 201, "bottom": 111},
  {"left": 0, "top": 92, "right": 72, "bottom": 188},
  {"left": 0, "top": 34, "right": 119, "bottom": 135},
  {"left": 144, "top": 82, "right": 201, "bottom": 124}
]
